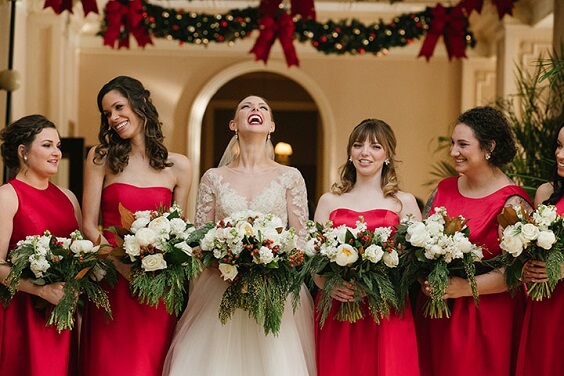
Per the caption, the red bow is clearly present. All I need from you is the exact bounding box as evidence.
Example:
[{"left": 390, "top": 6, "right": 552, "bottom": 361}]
[
  {"left": 103, "top": 0, "right": 152, "bottom": 49},
  {"left": 250, "top": 0, "right": 316, "bottom": 67},
  {"left": 44, "top": 0, "right": 98, "bottom": 15},
  {"left": 418, "top": 4, "right": 468, "bottom": 61}
]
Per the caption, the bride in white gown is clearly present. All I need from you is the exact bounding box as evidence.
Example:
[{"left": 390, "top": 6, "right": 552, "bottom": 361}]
[{"left": 163, "top": 96, "right": 316, "bottom": 376}]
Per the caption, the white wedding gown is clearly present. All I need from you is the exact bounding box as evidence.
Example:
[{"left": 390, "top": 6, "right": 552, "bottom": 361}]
[{"left": 163, "top": 165, "right": 316, "bottom": 376}]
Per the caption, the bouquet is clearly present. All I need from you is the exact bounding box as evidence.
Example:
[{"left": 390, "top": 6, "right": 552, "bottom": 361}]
[
  {"left": 110, "top": 203, "right": 212, "bottom": 316},
  {"left": 1, "top": 230, "right": 117, "bottom": 332},
  {"left": 396, "top": 207, "right": 484, "bottom": 319},
  {"left": 199, "top": 210, "right": 305, "bottom": 336},
  {"left": 304, "top": 219, "right": 400, "bottom": 327},
  {"left": 498, "top": 204, "right": 563, "bottom": 300}
]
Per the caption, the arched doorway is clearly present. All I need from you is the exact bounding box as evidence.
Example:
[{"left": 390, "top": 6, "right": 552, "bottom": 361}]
[{"left": 200, "top": 72, "right": 320, "bottom": 218}]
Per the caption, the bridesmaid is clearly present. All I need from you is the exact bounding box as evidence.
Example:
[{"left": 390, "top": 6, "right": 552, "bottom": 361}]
[
  {"left": 79, "top": 76, "right": 192, "bottom": 375},
  {"left": 415, "top": 106, "right": 531, "bottom": 376},
  {"left": 0, "top": 115, "right": 81, "bottom": 376},
  {"left": 313, "top": 119, "right": 421, "bottom": 376},
  {"left": 517, "top": 124, "right": 564, "bottom": 375}
]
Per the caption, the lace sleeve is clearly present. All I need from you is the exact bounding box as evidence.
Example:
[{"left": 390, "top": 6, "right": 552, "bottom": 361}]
[
  {"left": 195, "top": 170, "right": 216, "bottom": 228},
  {"left": 284, "top": 168, "right": 309, "bottom": 247}
]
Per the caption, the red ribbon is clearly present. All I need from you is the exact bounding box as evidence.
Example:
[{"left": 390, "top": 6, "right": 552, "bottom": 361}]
[
  {"left": 418, "top": 4, "right": 468, "bottom": 61},
  {"left": 103, "top": 0, "right": 152, "bottom": 49},
  {"left": 250, "top": 0, "right": 316, "bottom": 67},
  {"left": 44, "top": 0, "right": 98, "bottom": 15},
  {"left": 492, "top": 0, "right": 515, "bottom": 19}
]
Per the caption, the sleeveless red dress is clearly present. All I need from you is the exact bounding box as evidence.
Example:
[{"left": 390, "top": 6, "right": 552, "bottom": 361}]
[
  {"left": 515, "top": 197, "right": 564, "bottom": 376},
  {"left": 0, "top": 179, "right": 79, "bottom": 376},
  {"left": 315, "top": 208, "right": 420, "bottom": 376},
  {"left": 79, "top": 183, "right": 176, "bottom": 376},
  {"left": 416, "top": 177, "right": 530, "bottom": 376}
]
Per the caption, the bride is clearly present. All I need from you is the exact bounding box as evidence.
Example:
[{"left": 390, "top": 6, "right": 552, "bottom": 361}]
[{"left": 163, "top": 95, "right": 316, "bottom": 375}]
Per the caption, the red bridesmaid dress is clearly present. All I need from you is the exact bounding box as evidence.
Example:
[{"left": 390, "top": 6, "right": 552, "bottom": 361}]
[
  {"left": 79, "top": 183, "right": 177, "bottom": 376},
  {"left": 0, "top": 179, "right": 79, "bottom": 376},
  {"left": 515, "top": 197, "right": 564, "bottom": 376},
  {"left": 415, "top": 176, "right": 530, "bottom": 376},
  {"left": 315, "top": 208, "right": 420, "bottom": 376}
]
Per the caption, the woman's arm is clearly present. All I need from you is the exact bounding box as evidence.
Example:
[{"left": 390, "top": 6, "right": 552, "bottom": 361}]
[
  {"left": 60, "top": 187, "right": 82, "bottom": 231},
  {"left": 169, "top": 152, "right": 193, "bottom": 214},
  {"left": 194, "top": 170, "right": 216, "bottom": 228}
]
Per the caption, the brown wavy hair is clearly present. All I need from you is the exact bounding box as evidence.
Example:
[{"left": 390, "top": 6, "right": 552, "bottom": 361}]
[
  {"left": 93, "top": 76, "right": 172, "bottom": 174},
  {"left": 331, "top": 119, "right": 400, "bottom": 201}
]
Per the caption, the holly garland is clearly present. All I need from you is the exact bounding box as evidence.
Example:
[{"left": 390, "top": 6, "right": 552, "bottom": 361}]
[{"left": 98, "top": 0, "right": 518, "bottom": 62}]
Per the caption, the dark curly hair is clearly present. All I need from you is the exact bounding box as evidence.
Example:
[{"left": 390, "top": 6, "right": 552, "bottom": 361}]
[
  {"left": 544, "top": 126, "right": 564, "bottom": 205},
  {"left": 93, "top": 76, "right": 172, "bottom": 174},
  {"left": 331, "top": 119, "right": 400, "bottom": 201},
  {"left": 456, "top": 106, "right": 517, "bottom": 167},
  {"left": 0, "top": 114, "right": 57, "bottom": 179}
]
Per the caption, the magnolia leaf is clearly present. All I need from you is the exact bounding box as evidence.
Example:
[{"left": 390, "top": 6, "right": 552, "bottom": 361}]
[
  {"left": 444, "top": 216, "right": 464, "bottom": 235},
  {"left": 111, "top": 246, "right": 126, "bottom": 257},
  {"left": 497, "top": 206, "right": 519, "bottom": 228},
  {"left": 118, "top": 203, "right": 135, "bottom": 230},
  {"left": 75, "top": 266, "right": 92, "bottom": 280}
]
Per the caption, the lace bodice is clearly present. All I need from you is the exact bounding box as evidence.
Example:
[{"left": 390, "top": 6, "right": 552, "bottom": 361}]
[{"left": 195, "top": 165, "right": 309, "bottom": 241}]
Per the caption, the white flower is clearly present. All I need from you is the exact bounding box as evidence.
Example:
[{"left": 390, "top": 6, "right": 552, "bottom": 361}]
[
  {"left": 175, "top": 241, "right": 193, "bottom": 256},
  {"left": 373, "top": 227, "right": 392, "bottom": 243},
  {"left": 537, "top": 230, "right": 557, "bottom": 250},
  {"left": 382, "top": 250, "right": 399, "bottom": 268},
  {"left": 258, "top": 246, "right": 275, "bottom": 264},
  {"left": 56, "top": 237, "right": 72, "bottom": 249},
  {"left": 148, "top": 216, "right": 171, "bottom": 238},
  {"left": 200, "top": 229, "right": 217, "bottom": 251},
  {"left": 334, "top": 244, "right": 358, "bottom": 266},
  {"left": 305, "top": 238, "right": 318, "bottom": 257},
  {"left": 29, "top": 255, "right": 50, "bottom": 278},
  {"left": 124, "top": 235, "right": 141, "bottom": 261},
  {"left": 500, "top": 234, "right": 524, "bottom": 257},
  {"left": 236, "top": 221, "right": 254, "bottom": 238},
  {"left": 452, "top": 232, "right": 473, "bottom": 254},
  {"left": 70, "top": 239, "right": 99, "bottom": 254},
  {"left": 533, "top": 205, "right": 558, "bottom": 228},
  {"left": 130, "top": 217, "right": 151, "bottom": 233},
  {"left": 406, "top": 222, "right": 428, "bottom": 247},
  {"left": 134, "top": 228, "right": 158, "bottom": 247},
  {"left": 520, "top": 223, "right": 540, "bottom": 242},
  {"left": 218, "top": 263, "right": 238, "bottom": 281},
  {"left": 363, "top": 244, "right": 384, "bottom": 264},
  {"left": 169, "top": 218, "right": 188, "bottom": 238},
  {"left": 141, "top": 253, "right": 167, "bottom": 271}
]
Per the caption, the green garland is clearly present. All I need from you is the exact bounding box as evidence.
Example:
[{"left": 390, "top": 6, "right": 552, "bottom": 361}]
[{"left": 102, "top": 1, "right": 476, "bottom": 55}]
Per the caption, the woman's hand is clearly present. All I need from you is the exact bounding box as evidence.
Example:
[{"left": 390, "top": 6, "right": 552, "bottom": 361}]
[
  {"left": 420, "top": 276, "right": 471, "bottom": 299},
  {"left": 314, "top": 274, "right": 356, "bottom": 302},
  {"left": 522, "top": 260, "right": 548, "bottom": 283},
  {"left": 111, "top": 257, "right": 132, "bottom": 281},
  {"left": 39, "top": 282, "right": 65, "bottom": 305}
]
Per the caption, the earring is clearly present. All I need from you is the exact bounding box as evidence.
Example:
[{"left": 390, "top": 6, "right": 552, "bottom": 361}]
[
  {"left": 348, "top": 157, "right": 352, "bottom": 162},
  {"left": 485, "top": 153, "right": 491, "bottom": 160},
  {"left": 235, "top": 130, "right": 238, "bottom": 139},
  {"left": 267, "top": 133, "right": 271, "bottom": 140},
  {"left": 23, "top": 155, "right": 28, "bottom": 164},
  {"left": 384, "top": 159, "right": 390, "bottom": 166}
]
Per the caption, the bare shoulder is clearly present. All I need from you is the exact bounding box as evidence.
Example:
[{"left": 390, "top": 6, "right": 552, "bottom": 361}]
[
  {"left": 0, "top": 183, "right": 18, "bottom": 214},
  {"left": 58, "top": 186, "right": 79, "bottom": 205},
  {"left": 534, "top": 182, "right": 554, "bottom": 206},
  {"left": 396, "top": 190, "right": 422, "bottom": 219},
  {"left": 168, "top": 152, "right": 191, "bottom": 167},
  {"left": 396, "top": 190, "right": 418, "bottom": 205}
]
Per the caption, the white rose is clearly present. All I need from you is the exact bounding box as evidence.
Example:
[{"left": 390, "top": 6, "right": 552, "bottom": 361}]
[
  {"left": 533, "top": 205, "right": 558, "bottom": 228},
  {"left": 236, "top": 221, "right": 254, "bottom": 238},
  {"left": 175, "top": 241, "right": 193, "bottom": 256},
  {"left": 258, "top": 246, "right": 275, "bottom": 264},
  {"left": 135, "top": 228, "right": 158, "bottom": 247},
  {"left": 452, "top": 232, "right": 473, "bottom": 254},
  {"left": 141, "top": 253, "right": 167, "bottom": 271},
  {"left": 406, "top": 222, "right": 428, "bottom": 247},
  {"left": 363, "top": 244, "right": 384, "bottom": 264},
  {"left": 520, "top": 223, "right": 540, "bottom": 242},
  {"left": 130, "top": 217, "right": 151, "bottom": 233},
  {"left": 148, "top": 216, "right": 171, "bottom": 238},
  {"left": 305, "top": 238, "right": 318, "bottom": 257},
  {"left": 70, "top": 239, "right": 99, "bottom": 254},
  {"left": 382, "top": 250, "right": 399, "bottom": 268},
  {"left": 335, "top": 244, "right": 358, "bottom": 266},
  {"left": 500, "top": 235, "right": 524, "bottom": 257},
  {"left": 124, "top": 234, "right": 141, "bottom": 261},
  {"left": 169, "top": 218, "right": 188, "bottom": 238},
  {"left": 537, "top": 230, "right": 557, "bottom": 250},
  {"left": 218, "top": 263, "right": 238, "bottom": 281}
]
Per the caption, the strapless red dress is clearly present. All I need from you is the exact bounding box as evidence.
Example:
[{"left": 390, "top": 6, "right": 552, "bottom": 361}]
[
  {"left": 315, "top": 208, "right": 420, "bottom": 376},
  {"left": 79, "top": 183, "right": 177, "bottom": 376},
  {"left": 0, "top": 179, "right": 79, "bottom": 376},
  {"left": 515, "top": 197, "right": 564, "bottom": 376}
]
